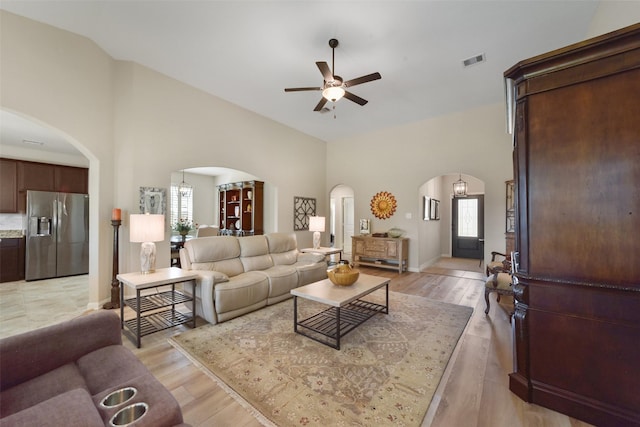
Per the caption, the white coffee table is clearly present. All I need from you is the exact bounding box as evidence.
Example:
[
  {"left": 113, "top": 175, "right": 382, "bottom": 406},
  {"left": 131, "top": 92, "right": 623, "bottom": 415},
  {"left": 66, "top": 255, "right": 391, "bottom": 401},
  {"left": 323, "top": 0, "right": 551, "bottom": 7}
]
[{"left": 291, "top": 273, "right": 389, "bottom": 349}]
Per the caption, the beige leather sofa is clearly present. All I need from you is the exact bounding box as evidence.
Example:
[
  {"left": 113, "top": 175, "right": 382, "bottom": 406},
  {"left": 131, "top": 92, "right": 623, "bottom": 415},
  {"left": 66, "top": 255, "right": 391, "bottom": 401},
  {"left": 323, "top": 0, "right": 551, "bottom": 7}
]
[{"left": 179, "top": 232, "right": 327, "bottom": 324}]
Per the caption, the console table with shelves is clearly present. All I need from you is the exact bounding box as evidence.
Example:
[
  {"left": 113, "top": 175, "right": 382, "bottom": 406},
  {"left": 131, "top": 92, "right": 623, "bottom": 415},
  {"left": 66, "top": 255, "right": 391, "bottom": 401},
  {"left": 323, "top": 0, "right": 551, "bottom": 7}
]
[
  {"left": 352, "top": 236, "right": 408, "bottom": 274},
  {"left": 117, "top": 267, "right": 198, "bottom": 348},
  {"left": 218, "top": 180, "right": 263, "bottom": 236}
]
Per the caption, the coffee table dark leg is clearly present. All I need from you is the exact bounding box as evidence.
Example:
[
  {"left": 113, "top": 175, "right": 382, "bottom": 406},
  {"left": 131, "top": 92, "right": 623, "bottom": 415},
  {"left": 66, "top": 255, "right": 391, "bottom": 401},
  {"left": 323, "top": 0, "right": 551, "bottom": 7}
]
[
  {"left": 336, "top": 307, "right": 341, "bottom": 350},
  {"left": 385, "top": 283, "right": 389, "bottom": 314},
  {"left": 293, "top": 296, "right": 298, "bottom": 333}
]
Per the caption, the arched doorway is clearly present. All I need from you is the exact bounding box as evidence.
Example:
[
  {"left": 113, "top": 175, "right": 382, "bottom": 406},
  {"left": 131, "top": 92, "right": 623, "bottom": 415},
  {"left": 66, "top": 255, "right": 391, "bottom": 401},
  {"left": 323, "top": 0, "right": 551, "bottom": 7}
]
[
  {"left": 329, "top": 185, "right": 354, "bottom": 256},
  {"left": 418, "top": 173, "right": 485, "bottom": 270}
]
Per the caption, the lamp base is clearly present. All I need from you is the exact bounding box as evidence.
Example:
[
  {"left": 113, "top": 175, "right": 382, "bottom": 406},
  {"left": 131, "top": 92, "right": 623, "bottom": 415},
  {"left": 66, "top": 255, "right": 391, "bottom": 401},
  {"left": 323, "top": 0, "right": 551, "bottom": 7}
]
[
  {"left": 140, "top": 242, "right": 157, "bottom": 274},
  {"left": 313, "top": 231, "right": 321, "bottom": 249}
]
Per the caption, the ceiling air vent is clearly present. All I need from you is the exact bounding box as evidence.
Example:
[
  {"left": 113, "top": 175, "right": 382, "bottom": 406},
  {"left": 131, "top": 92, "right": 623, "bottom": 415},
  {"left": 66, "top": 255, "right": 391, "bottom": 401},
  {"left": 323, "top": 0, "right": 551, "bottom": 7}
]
[{"left": 462, "top": 53, "right": 486, "bottom": 68}]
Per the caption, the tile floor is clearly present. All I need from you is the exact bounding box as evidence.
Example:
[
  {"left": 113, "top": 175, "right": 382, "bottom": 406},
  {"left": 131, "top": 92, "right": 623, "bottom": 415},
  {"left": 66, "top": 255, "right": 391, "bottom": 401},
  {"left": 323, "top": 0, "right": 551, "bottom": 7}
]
[{"left": 0, "top": 275, "right": 90, "bottom": 339}]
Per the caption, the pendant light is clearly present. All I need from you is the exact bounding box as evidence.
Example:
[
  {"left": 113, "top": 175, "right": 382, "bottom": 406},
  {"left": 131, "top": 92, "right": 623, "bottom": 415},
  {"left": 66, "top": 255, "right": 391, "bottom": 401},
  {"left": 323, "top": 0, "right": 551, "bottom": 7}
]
[
  {"left": 453, "top": 173, "right": 468, "bottom": 197},
  {"left": 178, "top": 170, "right": 192, "bottom": 198}
]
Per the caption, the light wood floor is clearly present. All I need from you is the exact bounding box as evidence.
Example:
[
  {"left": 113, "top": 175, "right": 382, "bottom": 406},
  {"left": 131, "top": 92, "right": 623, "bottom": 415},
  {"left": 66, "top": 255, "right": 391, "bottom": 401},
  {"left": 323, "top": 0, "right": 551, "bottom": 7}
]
[
  {"left": 123, "top": 261, "right": 592, "bottom": 427},
  {"left": 0, "top": 260, "right": 594, "bottom": 426}
]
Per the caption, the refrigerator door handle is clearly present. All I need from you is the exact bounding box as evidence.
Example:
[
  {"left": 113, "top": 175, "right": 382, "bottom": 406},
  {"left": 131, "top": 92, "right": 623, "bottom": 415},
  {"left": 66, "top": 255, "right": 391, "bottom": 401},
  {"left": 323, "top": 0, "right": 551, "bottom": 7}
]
[{"left": 53, "top": 198, "right": 59, "bottom": 241}]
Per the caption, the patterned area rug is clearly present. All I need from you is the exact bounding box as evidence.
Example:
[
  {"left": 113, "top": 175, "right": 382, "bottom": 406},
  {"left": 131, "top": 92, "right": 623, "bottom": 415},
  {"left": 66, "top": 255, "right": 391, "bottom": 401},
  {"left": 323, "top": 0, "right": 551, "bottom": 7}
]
[{"left": 170, "top": 291, "right": 473, "bottom": 426}]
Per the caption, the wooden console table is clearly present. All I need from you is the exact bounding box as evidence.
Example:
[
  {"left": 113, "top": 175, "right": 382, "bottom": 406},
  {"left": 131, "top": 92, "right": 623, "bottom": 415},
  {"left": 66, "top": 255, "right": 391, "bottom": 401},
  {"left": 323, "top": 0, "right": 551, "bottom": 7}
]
[{"left": 352, "top": 236, "right": 408, "bottom": 274}]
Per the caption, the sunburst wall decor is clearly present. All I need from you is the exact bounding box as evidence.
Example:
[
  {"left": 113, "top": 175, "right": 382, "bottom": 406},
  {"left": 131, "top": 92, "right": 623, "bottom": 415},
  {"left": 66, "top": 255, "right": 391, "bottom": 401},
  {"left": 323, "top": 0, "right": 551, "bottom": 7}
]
[{"left": 370, "top": 191, "right": 397, "bottom": 219}]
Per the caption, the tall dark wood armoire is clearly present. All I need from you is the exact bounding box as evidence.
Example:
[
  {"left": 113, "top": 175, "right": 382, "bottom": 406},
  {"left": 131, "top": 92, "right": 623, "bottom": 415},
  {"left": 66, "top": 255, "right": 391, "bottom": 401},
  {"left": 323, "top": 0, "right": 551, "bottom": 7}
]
[{"left": 504, "top": 24, "right": 640, "bottom": 427}]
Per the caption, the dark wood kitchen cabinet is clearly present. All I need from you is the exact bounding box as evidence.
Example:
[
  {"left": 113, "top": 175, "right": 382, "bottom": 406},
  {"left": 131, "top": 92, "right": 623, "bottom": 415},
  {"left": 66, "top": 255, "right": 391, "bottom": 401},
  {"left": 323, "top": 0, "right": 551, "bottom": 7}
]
[
  {"left": 6, "top": 159, "right": 88, "bottom": 212},
  {"left": 505, "top": 24, "right": 640, "bottom": 426},
  {"left": 0, "top": 237, "right": 25, "bottom": 283},
  {"left": 0, "top": 159, "right": 18, "bottom": 213}
]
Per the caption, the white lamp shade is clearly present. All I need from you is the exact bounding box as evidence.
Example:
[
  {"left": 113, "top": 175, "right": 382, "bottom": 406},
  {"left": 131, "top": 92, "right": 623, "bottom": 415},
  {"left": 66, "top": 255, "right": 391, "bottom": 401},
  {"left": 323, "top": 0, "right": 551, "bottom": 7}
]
[
  {"left": 309, "top": 216, "right": 325, "bottom": 232},
  {"left": 130, "top": 214, "right": 165, "bottom": 243}
]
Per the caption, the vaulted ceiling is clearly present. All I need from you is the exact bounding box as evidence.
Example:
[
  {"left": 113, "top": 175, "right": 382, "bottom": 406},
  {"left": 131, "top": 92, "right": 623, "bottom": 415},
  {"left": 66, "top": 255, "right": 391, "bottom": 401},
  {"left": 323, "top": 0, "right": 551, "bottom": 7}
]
[{"left": 1, "top": 1, "right": 600, "bottom": 151}]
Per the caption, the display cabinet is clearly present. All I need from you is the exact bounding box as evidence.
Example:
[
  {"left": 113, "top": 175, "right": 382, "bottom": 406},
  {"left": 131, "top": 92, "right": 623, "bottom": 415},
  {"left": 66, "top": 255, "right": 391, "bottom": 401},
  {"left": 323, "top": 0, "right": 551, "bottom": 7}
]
[
  {"left": 505, "top": 23, "right": 639, "bottom": 426},
  {"left": 218, "top": 180, "right": 263, "bottom": 236}
]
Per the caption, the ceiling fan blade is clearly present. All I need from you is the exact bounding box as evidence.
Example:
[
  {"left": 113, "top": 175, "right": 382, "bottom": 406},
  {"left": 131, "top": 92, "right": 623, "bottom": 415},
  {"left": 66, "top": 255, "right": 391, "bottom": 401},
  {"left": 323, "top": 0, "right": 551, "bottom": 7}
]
[
  {"left": 313, "top": 97, "right": 328, "bottom": 111},
  {"left": 284, "top": 87, "right": 321, "bottom": 92},
  {"left": 316, "top": 62, "right": 333, "bottom": 82},
  {"left": 344, "top": 91, "right": 368, "bottom": 106},
  {"left": 344, "top": 72, "right": 382, "bottom": 88}
]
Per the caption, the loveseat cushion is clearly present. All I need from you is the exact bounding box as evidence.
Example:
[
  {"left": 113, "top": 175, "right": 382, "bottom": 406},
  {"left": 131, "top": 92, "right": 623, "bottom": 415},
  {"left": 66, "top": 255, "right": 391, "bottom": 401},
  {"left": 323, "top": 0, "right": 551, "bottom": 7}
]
[
  {"left": 76, "top": 345, "right": 151, "bottom": 395},
  {"left": 0, "top": 311, "right": 121, "bottom": 390},
  {"left": 93, "top": 373, "right": 184, "bottom": 427},
  {"left": 0, "top": 388, "right": 104, "bottom": 427},
  {"left": 0, "top": 363, "right": 87, "bottom": 417}
]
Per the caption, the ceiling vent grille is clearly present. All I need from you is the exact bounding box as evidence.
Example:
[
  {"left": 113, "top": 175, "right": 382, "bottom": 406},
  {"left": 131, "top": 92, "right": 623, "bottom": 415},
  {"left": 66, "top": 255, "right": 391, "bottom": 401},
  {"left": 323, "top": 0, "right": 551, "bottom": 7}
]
[{"left": 463, "top": 53, "right": 486, "bottom": 68}]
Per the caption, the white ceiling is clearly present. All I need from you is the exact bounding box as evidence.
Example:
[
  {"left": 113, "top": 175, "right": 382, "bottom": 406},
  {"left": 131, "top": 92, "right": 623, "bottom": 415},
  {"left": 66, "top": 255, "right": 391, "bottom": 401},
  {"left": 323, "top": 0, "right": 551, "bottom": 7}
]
[{"left": 1, "top": 1, "right": 601, "bottom": 158}]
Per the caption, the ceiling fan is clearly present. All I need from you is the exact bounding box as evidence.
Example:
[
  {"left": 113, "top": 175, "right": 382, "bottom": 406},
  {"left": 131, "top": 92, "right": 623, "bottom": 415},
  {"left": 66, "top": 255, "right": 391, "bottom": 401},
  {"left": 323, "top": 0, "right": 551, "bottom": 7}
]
[{"left": 284, "top": 38, "right": 382, "bottom": 111}]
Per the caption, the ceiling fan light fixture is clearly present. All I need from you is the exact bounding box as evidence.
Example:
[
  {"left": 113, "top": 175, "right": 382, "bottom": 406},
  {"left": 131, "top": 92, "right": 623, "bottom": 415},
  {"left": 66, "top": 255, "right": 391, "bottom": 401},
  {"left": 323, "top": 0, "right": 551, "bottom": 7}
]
[{"left": 322, "top": 86, "right": 345, "bottom": 102}]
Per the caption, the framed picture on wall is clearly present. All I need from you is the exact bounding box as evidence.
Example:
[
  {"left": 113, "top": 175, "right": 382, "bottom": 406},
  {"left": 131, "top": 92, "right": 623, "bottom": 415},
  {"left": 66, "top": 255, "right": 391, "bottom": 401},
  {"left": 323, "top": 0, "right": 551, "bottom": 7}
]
[
  {"left": 359, "top": 219, "right": 371, "bottom": 235},
  {"left": 139, "top": 187, "right": 166, "bottom": 215},
  {"left": 429, "top": 198, "right": 440, "bottom": 220},
  {"left": 293, "top": 196, "right": 316, "bottom": 230},
  {"left": 423, "top": 196, "right": 431, "bottom": 221}
]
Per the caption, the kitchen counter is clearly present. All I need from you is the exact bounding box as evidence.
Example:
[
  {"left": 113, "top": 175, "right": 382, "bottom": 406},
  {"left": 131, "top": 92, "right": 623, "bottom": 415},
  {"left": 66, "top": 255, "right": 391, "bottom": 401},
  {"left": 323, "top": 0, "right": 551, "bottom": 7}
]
[{"left": 0, "top": 230, "right": 24, "bottom": 238}]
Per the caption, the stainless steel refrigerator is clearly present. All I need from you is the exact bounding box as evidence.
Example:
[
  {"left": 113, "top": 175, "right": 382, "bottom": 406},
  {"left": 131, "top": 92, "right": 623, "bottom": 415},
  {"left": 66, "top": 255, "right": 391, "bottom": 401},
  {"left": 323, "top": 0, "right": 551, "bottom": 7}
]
[{"left": 26, "top": 190, "right": 89, "bottom": 281}]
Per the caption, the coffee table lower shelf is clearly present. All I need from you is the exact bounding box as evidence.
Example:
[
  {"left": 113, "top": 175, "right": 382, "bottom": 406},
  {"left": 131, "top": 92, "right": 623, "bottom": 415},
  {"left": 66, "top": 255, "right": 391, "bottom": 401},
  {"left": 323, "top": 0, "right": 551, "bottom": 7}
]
[{"left": 294, "top": 298, "right": 387, "bottom": 350}]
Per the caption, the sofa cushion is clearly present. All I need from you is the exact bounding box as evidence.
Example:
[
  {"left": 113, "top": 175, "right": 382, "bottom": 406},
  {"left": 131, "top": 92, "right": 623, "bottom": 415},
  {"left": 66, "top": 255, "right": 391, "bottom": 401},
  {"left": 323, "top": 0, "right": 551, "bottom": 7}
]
[
  {"left": 254, "top": 265, "right": 299, "bottom": 301},
  {"left": 0, "top": 363, "right": 87, "bottom": 417},
  {"left": 0, "top": 388, "right": 103, "bottom": 427},
  {"left": 76, "top": 345, "right": 150, "bottom": 395},
  {"left": 192, "top": 258, "right": 245, "bottom": 277},
  {"left": 215, "top": 272, "right": 269, "bottom": 314},
  {"left": 238, "top": 235, "right": 274, "bottom": 272},
  {"left": 265, "top": 232, "right": 298, "bottom": 253}
]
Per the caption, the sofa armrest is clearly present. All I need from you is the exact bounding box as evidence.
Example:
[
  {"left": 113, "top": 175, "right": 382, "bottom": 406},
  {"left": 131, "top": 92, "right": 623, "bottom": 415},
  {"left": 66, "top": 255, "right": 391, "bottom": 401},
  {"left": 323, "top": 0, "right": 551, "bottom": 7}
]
[
  {"left": 0, "top": 310, "right": 121, "bottom": 391},
  {"left": 190, "top": 270, "right": 229, "bottom": 325}
]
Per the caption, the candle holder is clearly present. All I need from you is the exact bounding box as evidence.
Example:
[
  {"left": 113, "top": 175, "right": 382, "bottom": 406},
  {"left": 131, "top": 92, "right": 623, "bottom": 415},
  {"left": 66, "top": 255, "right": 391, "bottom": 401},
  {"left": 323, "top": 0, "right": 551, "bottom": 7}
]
[{"left": 103, "top": 219, "right": 122, "bottom": 309}]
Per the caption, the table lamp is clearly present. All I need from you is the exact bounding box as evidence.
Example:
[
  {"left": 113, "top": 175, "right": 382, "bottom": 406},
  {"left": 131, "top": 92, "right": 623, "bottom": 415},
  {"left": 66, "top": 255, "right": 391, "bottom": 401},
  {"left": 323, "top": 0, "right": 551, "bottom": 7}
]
[
  {"left": 309, "top": 216, "right": 325, "bottom": 250},
  {"left": 130, "top": 213, "right": 165, "bottom": 274}
]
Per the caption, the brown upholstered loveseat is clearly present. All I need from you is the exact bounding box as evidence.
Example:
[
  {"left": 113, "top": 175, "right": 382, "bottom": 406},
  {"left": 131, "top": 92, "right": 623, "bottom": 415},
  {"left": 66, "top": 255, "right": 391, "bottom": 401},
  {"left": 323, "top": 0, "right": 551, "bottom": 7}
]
[{"left": 0, "top": 310, "right": 188, "bottom": 426}]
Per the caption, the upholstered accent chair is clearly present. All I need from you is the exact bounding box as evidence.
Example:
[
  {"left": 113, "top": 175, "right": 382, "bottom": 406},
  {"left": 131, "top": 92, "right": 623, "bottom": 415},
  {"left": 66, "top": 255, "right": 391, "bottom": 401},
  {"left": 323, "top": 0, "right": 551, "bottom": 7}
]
[
  {"left": 484, "top": 252, "right": 517, "bottom": 315},
  {"left": 196, "top": 226, "right": 219, "bottom": 237},
  {"left": 485, "top": 251, "right": 510, "bottom": 276}
]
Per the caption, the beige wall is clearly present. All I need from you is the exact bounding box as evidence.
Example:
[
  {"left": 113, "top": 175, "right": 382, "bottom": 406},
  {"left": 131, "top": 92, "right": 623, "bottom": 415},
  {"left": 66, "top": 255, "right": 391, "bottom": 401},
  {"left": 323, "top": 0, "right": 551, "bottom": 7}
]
[
  {"left": 587, "top": 1, "right": 640, "bottom": 38},
  {"left": 1, "top": 5, "right": 638, "bottom": 305},
  {"left": 1, "top": 11, "right": 115, "bottom": 307},
  {"left": 0, "top": 11, "right": 326, "bottom": 306},
  {"left": 112, "top": 61, "right": 327, "bottom": 273},
  {"left": 327, "top": 103, "right": 512, "bottom": 270}
]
